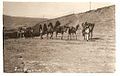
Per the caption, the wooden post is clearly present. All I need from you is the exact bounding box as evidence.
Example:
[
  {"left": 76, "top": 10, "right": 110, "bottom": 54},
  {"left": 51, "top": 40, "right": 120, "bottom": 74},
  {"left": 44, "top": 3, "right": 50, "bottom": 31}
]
[{"left": 90, "top": 2, "right": 91, "bottom": 10}]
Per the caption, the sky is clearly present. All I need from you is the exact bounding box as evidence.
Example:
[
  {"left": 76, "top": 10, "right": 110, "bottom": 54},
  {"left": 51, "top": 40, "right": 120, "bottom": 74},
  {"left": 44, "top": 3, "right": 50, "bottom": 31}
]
[{"left": 3, "top": 2, "right": 114, "bottom": 19}]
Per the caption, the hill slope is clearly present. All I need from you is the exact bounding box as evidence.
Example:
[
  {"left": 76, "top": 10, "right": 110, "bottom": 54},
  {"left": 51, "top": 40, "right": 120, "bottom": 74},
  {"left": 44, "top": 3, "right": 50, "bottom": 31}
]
[
  {"left": 3, "top": 5, "right": 115, "bottom": 33},
  {"left": 32, "top": 5, "right": 115, "bottom": 35},
  {"left": 77, "top": 5, "right": 115, "bottom": 24},
  {"left": 34, "top": 5, "right": 115, "bottom": 27},
  {"left": 3, "top": 15, "right": 48, "bottom": 29}
]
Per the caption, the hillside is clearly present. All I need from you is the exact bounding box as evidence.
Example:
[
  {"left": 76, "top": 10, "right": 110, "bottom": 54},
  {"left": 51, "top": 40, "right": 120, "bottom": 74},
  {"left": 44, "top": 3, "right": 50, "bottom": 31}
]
[
  {"left": 3, "top": 5, "right": 115, "bottom": 33},
  {"left": 3, "top": 15, "right": 48, "bottom": 29},
  {"left": 34, "top": 13, "right": 78, "bottom": 26},
  {"left": 32, "top": 5, "right": 115, "bottom": 36},
  {"left": 34, "top": 5, "right": 115, "bottom": 27},
  {"left": 77, "top": 5, "right": 115, "bottom": 24}
]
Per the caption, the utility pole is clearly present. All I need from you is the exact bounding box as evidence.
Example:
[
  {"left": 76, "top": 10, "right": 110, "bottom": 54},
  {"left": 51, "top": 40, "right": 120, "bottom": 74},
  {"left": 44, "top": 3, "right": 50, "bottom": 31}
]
[{"left": 90, "top": 1, "right": 91, "bottom": 10}]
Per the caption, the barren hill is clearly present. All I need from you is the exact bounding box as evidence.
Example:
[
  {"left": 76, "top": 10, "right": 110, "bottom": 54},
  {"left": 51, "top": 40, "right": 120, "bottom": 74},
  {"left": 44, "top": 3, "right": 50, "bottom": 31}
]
[
  {"left": 77, "top": 5, "right": 115, "bottom": 24},
  {"left": 32, "top": 5, "right": 115, "bottom": 36},
  {"left": 34, "top": 5, "right": 115, "bottom": 28},
  {"left": 3, "top": 5, "right": 115, "bottom": 32},
  {"left": 3, "top": 15, "right": 48, "bottom": 29}
]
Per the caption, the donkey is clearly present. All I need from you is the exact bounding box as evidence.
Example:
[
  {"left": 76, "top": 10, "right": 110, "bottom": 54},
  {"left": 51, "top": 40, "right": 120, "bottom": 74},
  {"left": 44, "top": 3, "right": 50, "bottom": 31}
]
[
  {"left": 67, "top": 24, "right": 80, "bottom": 40},
  {"left": 82, "top": 22, "right": 95, "bottom": 41}
]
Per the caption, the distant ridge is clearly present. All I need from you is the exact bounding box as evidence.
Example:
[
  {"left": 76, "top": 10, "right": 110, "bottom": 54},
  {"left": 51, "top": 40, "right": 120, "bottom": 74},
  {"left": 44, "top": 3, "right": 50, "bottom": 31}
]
[{"left": 3, "top": 15, "right": 48, "bottom": 29}]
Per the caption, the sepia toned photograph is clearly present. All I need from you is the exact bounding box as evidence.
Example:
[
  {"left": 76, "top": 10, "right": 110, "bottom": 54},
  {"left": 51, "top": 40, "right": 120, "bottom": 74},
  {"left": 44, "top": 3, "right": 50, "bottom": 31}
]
[{"left": 3, "top": 2, "right": 115, "bottom": 73}]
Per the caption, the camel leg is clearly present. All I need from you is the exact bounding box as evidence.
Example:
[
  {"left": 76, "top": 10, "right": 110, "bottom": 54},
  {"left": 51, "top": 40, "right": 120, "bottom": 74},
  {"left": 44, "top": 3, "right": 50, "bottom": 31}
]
[
  {"left": 50, "top": 32, "right": 53, "bottom": 39},
  {"left": 21, "top": 33, "right": 23, "bottom": 38},
  {"left": 73, "top": 33, "right": 75, "bottom": 40},
  {"left": 72, "top": 33, "right": 75, "bottom": 40},
  {"left": 50, "top": 33, "right": 51, "bottom": 39},
  {"left": 22, "top": 33, "right": 24, "bottom": 38},
  {"left": 83, "top": 33, "right": 85, "bottom": 40},
  {"left": 51, "top": 33, "right": 53, "bottom": 39},
  {"left": 89, "top": 32, "right": 91, "bottom": 40},
  {"left": 41, "top": 35, "right": 43, "bottom": 39},
  {"left": 47, "top": 33, "right": 49, "bottom": 39},
  {"left": 84, "top": 35, "right": 85, "bottom": 40},
  {"left": 41, "top": 34, "right": 43, "bottom": 39},
  {"left": 61, "top": 33, "right": 63, "bottom": 40},
  {"left": 71, "top": 34, "right": 73, "bottom": 40},
  {"left": 30, "top": 31, "right": 33, "bottom": 38},
  {"left": 19, "top": 33, "right": 21, "bottom": 38},
  {"left": 19, "top": 33, "right": 20, "bottom": 38},
  {"left": 75, "top": 33, "right": 77, "bottom": 40},
  {"left": 73, "top": 33, "right": 75, "bottom": 39},
  {"left": 70, "top": 34, "right": 71, "bottom": 40},
  {"left": 23, "top": 33, "right": 25, "bottom": 38},
  {"left": 67, "top": 34, "right": 69, "bottom": 40},
  {"left": 84, "top": 34, "right": 86, "bottom": 41},
  {"left": 39, "top": 33, "right": 41, "bottom": 38},
  {"left": 90, "top": 32, "right": 93, "bottom": 40},
  {"left": 56, "top": 32, "right": 58, "bottom": 39},
  {"left": 89, "top": 33, "right": 90, "bottom": 40},
  {"left": 21, "top": 33, "right": 22, "bottom": 38}
]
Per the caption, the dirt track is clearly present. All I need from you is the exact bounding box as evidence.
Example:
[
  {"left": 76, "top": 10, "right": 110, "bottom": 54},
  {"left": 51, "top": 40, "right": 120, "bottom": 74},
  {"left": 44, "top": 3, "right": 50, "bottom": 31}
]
[{"left": 4, "top": 20, "right": 115, "bottom": 73}]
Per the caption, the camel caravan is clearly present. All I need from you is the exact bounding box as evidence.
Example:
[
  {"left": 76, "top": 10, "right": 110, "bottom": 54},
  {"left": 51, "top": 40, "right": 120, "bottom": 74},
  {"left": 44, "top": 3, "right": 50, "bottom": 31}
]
[{"left": 4, "top": 20, "right": 95, "bottom": 41}]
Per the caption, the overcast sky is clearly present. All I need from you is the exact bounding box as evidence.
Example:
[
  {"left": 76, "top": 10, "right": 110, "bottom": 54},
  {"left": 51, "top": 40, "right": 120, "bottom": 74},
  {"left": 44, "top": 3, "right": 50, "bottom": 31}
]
[{"left": 3, "top": 2, "right": 113, "bottom": 19}]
